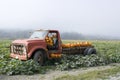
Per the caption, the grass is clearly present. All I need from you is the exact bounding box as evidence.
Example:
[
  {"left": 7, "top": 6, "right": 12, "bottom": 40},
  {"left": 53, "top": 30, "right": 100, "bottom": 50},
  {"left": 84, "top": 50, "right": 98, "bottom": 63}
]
[{"left": 55, "top": 65, "right": 120, "bottom": 80}]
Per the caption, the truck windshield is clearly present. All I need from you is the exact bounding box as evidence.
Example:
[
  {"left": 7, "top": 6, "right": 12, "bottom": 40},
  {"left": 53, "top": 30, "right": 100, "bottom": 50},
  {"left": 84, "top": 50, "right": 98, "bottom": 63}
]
[{"left": 29, "top": 30, "right": 48, "bottom": 39}]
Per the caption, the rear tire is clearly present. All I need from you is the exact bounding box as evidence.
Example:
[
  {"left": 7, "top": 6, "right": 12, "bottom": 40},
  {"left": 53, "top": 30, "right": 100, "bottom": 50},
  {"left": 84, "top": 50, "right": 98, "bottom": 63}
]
[
  {"left": 84, "top": 48, "right": 89, "bottom": 55},
  {"left": 33, "top": 51, "right": 44, "bottom": 66},
  {"left": 84, "top": 48, "right": 96, "bottom": 55}
]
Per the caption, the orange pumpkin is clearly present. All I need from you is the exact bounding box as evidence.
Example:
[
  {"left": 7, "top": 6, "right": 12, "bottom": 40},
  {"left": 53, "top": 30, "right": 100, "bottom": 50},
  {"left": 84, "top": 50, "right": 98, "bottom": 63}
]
[
  {"left": 76, "top": 42, "right": 79, "bottom": 46},
  {"left": 70, "top": 43, "right": 73, "bottom": 47}
]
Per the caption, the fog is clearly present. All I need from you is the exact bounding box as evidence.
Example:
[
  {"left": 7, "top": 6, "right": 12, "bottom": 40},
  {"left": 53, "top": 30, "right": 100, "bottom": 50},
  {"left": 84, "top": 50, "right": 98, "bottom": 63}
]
[{"left": 0, "top": 0, "right": 120, "bottom": 38}]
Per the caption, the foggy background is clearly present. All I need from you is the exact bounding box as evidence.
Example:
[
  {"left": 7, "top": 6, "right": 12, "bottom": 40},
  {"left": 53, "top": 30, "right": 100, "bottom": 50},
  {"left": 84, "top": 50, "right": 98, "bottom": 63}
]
[{"left": 0, "top": 0, "right": 120, "bottom": 40}]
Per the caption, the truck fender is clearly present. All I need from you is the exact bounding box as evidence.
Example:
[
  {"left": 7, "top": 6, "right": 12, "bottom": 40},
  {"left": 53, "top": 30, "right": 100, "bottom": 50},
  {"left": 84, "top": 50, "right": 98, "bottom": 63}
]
[{"left": 27, "top": 46, "right": 48, "bottom": 59}]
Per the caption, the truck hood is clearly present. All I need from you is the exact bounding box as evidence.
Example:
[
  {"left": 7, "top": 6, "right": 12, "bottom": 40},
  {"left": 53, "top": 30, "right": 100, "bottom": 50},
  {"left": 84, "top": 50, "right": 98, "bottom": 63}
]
[{"left": 12, "top": 39, "right": 45, "bottom": 45}]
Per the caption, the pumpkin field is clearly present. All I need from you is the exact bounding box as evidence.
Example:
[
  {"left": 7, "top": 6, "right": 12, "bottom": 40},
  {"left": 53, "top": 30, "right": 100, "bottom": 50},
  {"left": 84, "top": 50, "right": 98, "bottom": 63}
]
[{"left": 0, "top": 40, "right": 120, "bottom": 76}]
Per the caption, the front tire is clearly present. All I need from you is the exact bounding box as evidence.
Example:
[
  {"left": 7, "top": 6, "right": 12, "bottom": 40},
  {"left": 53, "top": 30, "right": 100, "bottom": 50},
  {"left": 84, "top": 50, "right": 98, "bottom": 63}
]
[{"left": 33, "top": 51, "right": 44, "bottom": 66}]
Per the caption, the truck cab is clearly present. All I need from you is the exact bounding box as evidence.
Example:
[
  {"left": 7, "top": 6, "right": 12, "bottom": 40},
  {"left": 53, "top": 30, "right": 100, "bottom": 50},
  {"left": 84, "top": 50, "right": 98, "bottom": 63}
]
[{"left": 10, "top": 29, "right": 62, "bottom": 65}]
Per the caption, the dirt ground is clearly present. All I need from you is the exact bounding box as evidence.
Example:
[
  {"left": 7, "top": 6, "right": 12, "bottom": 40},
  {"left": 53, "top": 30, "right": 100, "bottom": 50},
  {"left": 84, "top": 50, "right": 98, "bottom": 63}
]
[{"left": 0, "top": 64, "right": 120, "bottom": 80}]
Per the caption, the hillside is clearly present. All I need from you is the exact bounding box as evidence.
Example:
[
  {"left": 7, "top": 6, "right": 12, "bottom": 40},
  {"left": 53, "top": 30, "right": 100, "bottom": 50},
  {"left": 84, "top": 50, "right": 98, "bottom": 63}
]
[{"left": 0, "top": 30, "right": 119, "bottom": 40}]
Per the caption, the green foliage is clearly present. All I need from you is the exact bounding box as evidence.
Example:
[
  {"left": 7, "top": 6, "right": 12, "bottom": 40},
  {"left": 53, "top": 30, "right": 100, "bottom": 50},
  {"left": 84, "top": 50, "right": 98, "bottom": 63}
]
[
  {"left": 0, "top": 59, "right": 40, "bottom": 75},
  {"left": 1, "top": 40, "right": 120, "bottom": 75},
  {"left": 56, "top": 54, "right": 106, "bottom": 70},
  {"left": 56, "top": 41, "right": 120, "bottom": 70},
  {"left": 0, "top": 40, "right": 45, "bottom": 75},
  {"left": 0, "top": 40, "right": 11, "bottom": 61}
]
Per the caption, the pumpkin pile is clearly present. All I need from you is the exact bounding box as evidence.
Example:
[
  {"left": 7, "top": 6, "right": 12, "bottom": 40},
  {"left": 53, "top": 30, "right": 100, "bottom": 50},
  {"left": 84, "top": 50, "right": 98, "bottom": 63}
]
[
  {"left": 62, "top": 42, "right": 92, "bottom": 48},
  {"left": 50, "top": 53, "right": 61, "bottom": 58},
  {"left": 45, "top": 36, "right": 54, "bottom": 46}
]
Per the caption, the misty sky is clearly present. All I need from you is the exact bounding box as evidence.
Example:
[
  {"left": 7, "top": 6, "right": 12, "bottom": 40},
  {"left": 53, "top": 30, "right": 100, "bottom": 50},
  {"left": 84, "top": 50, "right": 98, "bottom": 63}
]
[{"left": 0, "top": 0, "right": 120, "bottom": 37}]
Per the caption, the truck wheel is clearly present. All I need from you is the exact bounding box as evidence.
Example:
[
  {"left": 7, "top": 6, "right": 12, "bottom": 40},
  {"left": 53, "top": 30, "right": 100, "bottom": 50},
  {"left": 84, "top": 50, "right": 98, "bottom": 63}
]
[
  {"left": 33, "top": 51, "right": 44, "bottom": 66},
  {"left": 84, "top": 48, "right": 96, "bottom": 55},
  {"left": 87, "top": 48, "right": 96, "bottom": 55},
  {"left": 84, "top": 48, "right": 89, "bottom": 55}
]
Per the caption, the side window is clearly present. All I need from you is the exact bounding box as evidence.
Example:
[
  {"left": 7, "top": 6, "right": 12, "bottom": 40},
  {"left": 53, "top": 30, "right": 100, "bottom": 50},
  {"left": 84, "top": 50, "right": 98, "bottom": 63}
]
[
  {"left": 45, "top": 32, "right": 54, "bottom": 46},
  {"left": 45, "top": 32, "right": 58, "bottom": 50},
  {"left": 48, "top": 33, "right": 53, "bottom": 37},
  {"left": 52, "top": 33, "right": 57, "bottom": 45}
]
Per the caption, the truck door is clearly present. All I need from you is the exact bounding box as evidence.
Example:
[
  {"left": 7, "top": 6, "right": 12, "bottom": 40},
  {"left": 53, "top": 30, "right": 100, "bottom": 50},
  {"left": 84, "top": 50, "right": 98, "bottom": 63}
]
[
  {"left": 46, "top": 31, "right": 59, "bottom": 50},
  {"left": 45, "top": 31, "right": 62, "bottom": 58}
]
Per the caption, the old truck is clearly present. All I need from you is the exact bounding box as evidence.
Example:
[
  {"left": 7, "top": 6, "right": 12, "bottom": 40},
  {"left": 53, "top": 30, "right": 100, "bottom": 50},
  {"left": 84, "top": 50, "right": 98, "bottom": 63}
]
[{"left": 10, "top": 29, "right": 96, "bottom": 65}]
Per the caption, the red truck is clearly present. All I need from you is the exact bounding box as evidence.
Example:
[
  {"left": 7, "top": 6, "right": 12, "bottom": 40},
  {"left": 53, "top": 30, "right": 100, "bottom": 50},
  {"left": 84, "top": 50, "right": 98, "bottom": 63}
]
[{"left": 10, "top": 29, "right": 96, "bottom": 65}]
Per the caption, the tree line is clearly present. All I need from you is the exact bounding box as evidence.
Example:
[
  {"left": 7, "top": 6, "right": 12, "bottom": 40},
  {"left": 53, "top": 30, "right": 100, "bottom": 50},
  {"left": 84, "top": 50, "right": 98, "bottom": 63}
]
[{"left": 0, "top": 30, "right": 119, "bottom": 40}]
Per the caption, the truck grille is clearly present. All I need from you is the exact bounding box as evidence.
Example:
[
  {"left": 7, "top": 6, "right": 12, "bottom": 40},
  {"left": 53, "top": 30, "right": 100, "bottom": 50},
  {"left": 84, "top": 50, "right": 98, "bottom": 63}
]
[{"left": 11, "top": 44, "right": 25, "bottom": 55}]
